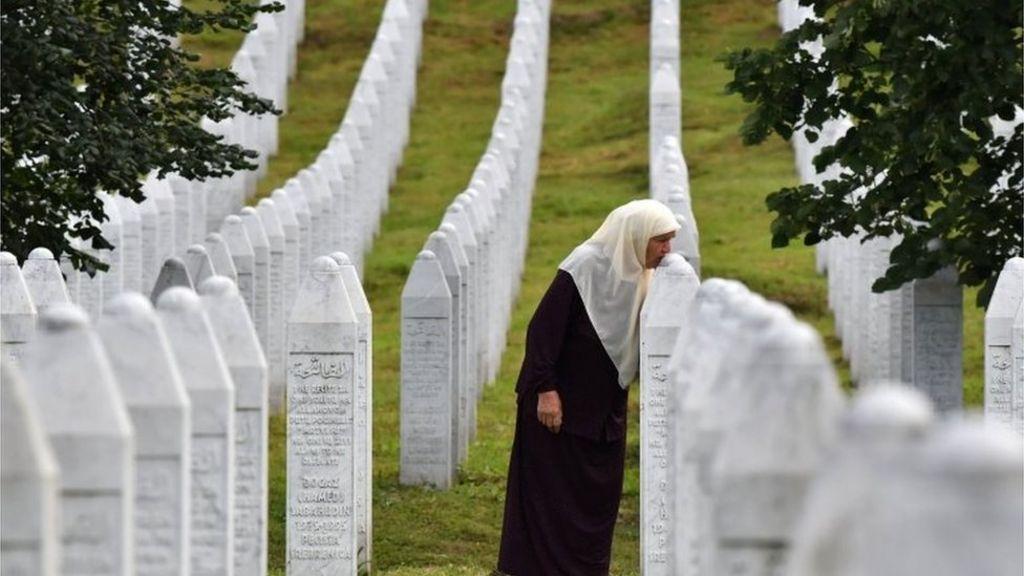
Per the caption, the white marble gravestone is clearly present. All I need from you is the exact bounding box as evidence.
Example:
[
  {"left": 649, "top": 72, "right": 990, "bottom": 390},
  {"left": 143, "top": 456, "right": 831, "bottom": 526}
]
[
  {"left": 97, "top": 192, "right": 126, "bottom": 300},
  {"left": 287, "top": 257, "right": 358, "bottom": 575},
  {"left": 329, "top": 251, "right": 374, "bottom": 569},
  {"left": 985, "top": 257, "right": 1024, "bottom": 431},
  {"left": 907, "top": 267, "right": 963, "bottom": 411},
  {"left": 98, "top": 293, "right": 192, "bottom": 576},
  {"left": 240, "top": 207, "right": 272, "bottom": 356},
  {"left": 204, "top": 233, "right": 239, "bottom": 285},
  {"left": 650, "top": 65, "right": 682, "bottom": 183},
  {"left": 185, "top": 244, "right": 217, "bottom": 287},
  {"left": 138, "top": 192, "right": 161, "bottom": 293},
  {"left": 1, "top": 361, "right": 60, "bottom": 576},
  {"left": 151, "top": 257, "right": 194, "bottom": 304},
  {"left": 221, "top": 215, "right": 257, "bottom": 320},
  {"left": 1014, "top": 302, "right": 1024, "bottom": 437},
  {"left": 114, "top": 195, "right": 144, "bottom": 294},
  {"left": 400, "top": 251, "right": 455, "bottom": 489},
  {"left": 437, "top": 224, "right": 473, "bottom": 438},
  {"left": 156, "top": 288, "right": 236, "bottom": 576},
  {"left": 197, "top": 277, "right": 269, "bottom": 576},
  {"left": 271, "top": 189, "right": 310, "bottom": 284},
  {"left": 168, "top": 176, "right": 194, "bottom": 255},
  {"left": 639, "top": 253, "right": 699, "bottom": 575},
  {"left": 141, "top": 174, "right": 177, "bottom": 281},
  {"left": 256, "top": 198, "right": 288, "bottom": 412},
  {"left": 786, "top": 383, "right": 934, "bottom": 576},
  {"left": 1, "top": 252, "right": 38, "bottom": 364},
  {"left": 21, "top": 304, "right": 135, "bottom": 576},
  {"left": 21, "top": 248, "right": 71, "bottom": 312}
]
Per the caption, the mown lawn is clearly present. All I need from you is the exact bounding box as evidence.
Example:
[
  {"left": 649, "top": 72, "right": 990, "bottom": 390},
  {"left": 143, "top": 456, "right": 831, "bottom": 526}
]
[{"left": 184, "top": 0, "right": 987, "bottom": 573}]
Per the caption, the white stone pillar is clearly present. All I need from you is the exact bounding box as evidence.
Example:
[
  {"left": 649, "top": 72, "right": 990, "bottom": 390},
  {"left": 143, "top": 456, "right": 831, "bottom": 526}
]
[
  {"left": 1, "top": 252, "right": 38, "bottom": 364},
  {"left": 185, "top": 244, "right": 217, "bottom": 287},
  {"left": 985, "top": 257, "right": 1024, "bottom": 431},
  {"left": 151, "top": 257, "right": 194, "bottom": 304},
  {"left": 21, "top": 248, "right": 71, "bottom": 313},
  {"left": 203, "top": 233, "right": 239, "bottom": 285},
  {"left": 256, "top": 199, "right": 288, "bottom": 414},
  {"left": 240, "top": 207, "right": 272, "bottom": 355},
  {"left": 221, "top": 215, "right": 257, "bottom": 320}
]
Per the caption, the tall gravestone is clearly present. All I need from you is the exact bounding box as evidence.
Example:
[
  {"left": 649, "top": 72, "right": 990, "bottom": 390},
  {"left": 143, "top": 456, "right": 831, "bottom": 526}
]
[
  {"left": 21, "top": 304, "right": 135, "bottom": 576},
  {"left": 21, "top": 248, "right": 71, "bottom": 312},
  {"left": 141, "top": 174, "right": 177, "bottom": 284},
  {"left": 151, "top": 257, "right": 194, "bottom": 304},
  {"left": 985, "top": 257, "right": 1024, "bottom": 432},
  {"left": 98, "top": 294, "right": 192, "bottom": 576},
  {"left": 1014, "top": 302, "right": 1024, "bottom": 437},
  {"left": 221, "top": 215, "right": 257, "bottom": 321},
  {"left": 97, "top": 192, "right": 126, "bottom": 301},
  {"left": 1, "top": 252, "right": 37, "bottom": 364},
  {"left": 198, "top": 277, "right": 269, "bottom": 576},
  {"left": 157, "top": 288, "right": 236, "bottom": 576},
  {"left": 204, "top": 233, "right": 239, "bottom": 285},
  {"left": 185, "top": 244, "right": 217, "bottom": 287},
  {"left": 257, "top": 198, "right": 288, "bottom": 412},
  {"left": 139, "top": 192, "right": 162, "bottom": 293},
  {"left": 639, "top": 253, "right": 699, "bottom": 575},
  {"left": 1, "top": 361, "right": 60, "bottom": 576},
  {"left": 907, "top": 267, "right": 963, "bottom": 411},
  {"left": 437, "top": 225, "right": 473, "bottom": 443},
  {"left": 329, "top": 252, "right": 373, "bottom": 569},
  {"left": 400, "top": 251, "right": 455, "bottom": 489},
  {"left": 287, "top": 257, "right": 358, "bottom": 574},
  {"left": 240, "top": 207, "right": 272, "bottom": 356},
  {"left": 272, "top": 189, "right": 310, "bottom": 283},
  {"left": 115, "top": 195, "right": 144, "bottom": 294}
]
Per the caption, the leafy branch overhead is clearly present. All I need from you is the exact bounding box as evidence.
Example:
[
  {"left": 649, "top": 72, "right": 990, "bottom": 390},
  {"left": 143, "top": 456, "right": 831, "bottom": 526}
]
[
  {"left": 0, "top": 0, "right": 283, "bottom": 273},
  {"left": 722, "top": 0, "right": 1023, "bottom": 306}
]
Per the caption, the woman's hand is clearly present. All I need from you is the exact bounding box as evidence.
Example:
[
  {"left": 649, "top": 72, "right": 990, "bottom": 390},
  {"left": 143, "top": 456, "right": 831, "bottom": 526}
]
[{"left": 537, "top": 390, "right": 562, "bottom": 433}]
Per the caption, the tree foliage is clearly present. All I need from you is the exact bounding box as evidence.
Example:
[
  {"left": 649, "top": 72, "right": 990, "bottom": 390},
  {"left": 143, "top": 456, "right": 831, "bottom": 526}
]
[
  {"left": 1, "top": 0, "right": 281, "bottom": 272},
  {"left": 723, "top": 0, "right": 1023, "bottom": 306}
]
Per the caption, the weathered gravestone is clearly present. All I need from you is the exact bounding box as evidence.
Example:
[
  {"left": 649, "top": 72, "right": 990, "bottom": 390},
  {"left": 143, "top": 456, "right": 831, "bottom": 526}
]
[
  {"left": 328, "top": 252, "right": 374, "bottom": 568},
  {"left": 904, "top": 267, "right": 963, "bottom": 412},
  {"left": 21, "top": 304, "right": 135, "bottom": 576},
  {"left": 639, "top": 253, "right": 699, "bottom": 575},
  {"left": 21, "top": 248, "right": 71, "bottom": 312},
  {"left": 198, "top": 277, "right": 269, "bottom": 576},
  {"left": 1, "top": 361, "right": 60, "bottom": 576},
  {"left": 204, "top": 233, "right": 239, "bottom": 285},
  {"left": 240, "top": 207, "right": 272, "bottom": 356},
  {"left": 787, "top": 383, "right": 934, "bottom": 576},
  {"left": 257, "top": 198, "right": 288, "bottom": 412},
  {"left": 151, "top": 257, "right": 194, "bottom": 304},
  {"left": 221, "top": 215, "right": 257, "bottom": 321},
  {"left": 400, "top": 251, "right": 455, "bottom": 489},
  {"left": 98, "top": 293, "right": 191, "bottom": 576},
  {"left": 185, "top": 244, "right": 217, "bottom": 287},
  {"left": 287, "top": 256, "right": 358, "bottom": 574},
  {"left": 1, "top": 252, "right": 37, "bottom": 363},
  {"left": 157, "top": 288, "right": 236, "bottom": 576},
  {"left": 985, "top": 257, "right": 1024, "bottom": 432}
]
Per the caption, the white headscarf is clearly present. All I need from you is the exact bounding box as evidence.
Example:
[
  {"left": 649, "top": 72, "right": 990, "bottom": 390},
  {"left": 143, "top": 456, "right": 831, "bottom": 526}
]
[{"left": 559, "top": 199, "right": 680, "bottom": 388}]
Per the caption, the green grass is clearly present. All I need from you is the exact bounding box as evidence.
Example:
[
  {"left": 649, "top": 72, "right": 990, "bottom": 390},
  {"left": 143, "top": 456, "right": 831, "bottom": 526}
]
[{"left": 183, "top": 0, "right": 986, "bottom": 573}]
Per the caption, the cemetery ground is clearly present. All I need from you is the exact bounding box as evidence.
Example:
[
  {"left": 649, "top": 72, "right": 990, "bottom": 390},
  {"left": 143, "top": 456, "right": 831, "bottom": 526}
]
[{"left": 190, "top": 0, "right": 987, "bottom": 573}]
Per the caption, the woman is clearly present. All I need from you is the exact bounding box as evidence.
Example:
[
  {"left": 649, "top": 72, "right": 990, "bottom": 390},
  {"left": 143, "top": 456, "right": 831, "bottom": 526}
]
[{"left": 496, "top": 199, "right": 679, "bottom": 575}]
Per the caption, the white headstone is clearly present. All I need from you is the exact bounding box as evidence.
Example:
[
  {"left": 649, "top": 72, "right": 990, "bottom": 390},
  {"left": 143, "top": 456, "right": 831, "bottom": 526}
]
[
  {"left": 220, "top": 215, "right": 257, "bottom": 320},
  {"left": 22, "top": 248, "right": 71, "bottom": 312},
  {"left": 908, "top": 267, "right": 963, "bottom": 411},
  {"left": 168, "top": 176, "right": 193, "bottom": 255},
  {"left": 1, "top": 361, "right": 60, "bottom": 576},
  {"left": 423, "top": 233, "right": 464, "bottom": 465},
  {"left": 1, "top": 252, "right": 38, "bottom": 364},
  {"left": 240, "top": 207, "right": 272, "bottom": 356},
  {"left": 138, "top": 192, "right": 162, "bottom": 293},
  {"left": 271, "top": 189, "right": 310, "bottom": 283},
  {"left": 204, "top": 232, "right": 239, "bottom": 285},
  {"left": 150, "top": 257, "right": 194, "bottom": 304},
  {"left": 639, "top": 253, "right": 699, "bottom": 575},
  {"left": 156, "top": 288, "right": 236, "bottom": 576},
  {"left": 114, "top": 196, "right": 144, "bottom": 294},
  {"left": 256, "top": 199, "right": 288, "bottom": 414},
  {"left": 185, "top": 244, "right": 217, "bottom": 287},
  {"left": 97, "top": 192, "right": 126, "bottom": 301},
  {"left": 97, "top": 293, "right": 191, "bottom": 576},
  {"left": 197, "top": 277, "right": 269, "bottom": 576},
  {"left": 141, "top": 174, "right": 176, "bottom": 281},
  {"left": 400, "top": 251, "right": 455, "bottom": 489},
  {"left": 287, "top": 256, "right": 358, "bottom": 574},
  {"left": 21, "top": 304, "right": 135, "bottom": 576},
  {"left": 329, "top": 251, "right": 373, "bottom": 569},
  {"left": 985, "top": 257, "right": 1024, "bottom": 431}
]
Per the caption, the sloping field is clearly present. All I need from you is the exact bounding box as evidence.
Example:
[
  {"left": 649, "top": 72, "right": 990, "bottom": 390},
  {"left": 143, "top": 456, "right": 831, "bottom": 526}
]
[{"left": 186, "top": 0, "right": 986, "bottom": 573}]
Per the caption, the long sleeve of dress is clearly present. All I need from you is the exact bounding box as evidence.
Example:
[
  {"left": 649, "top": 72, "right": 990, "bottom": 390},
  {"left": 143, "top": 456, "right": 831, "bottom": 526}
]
[{"left": 514, "top": 271, "right": 574, "bottom": 396}]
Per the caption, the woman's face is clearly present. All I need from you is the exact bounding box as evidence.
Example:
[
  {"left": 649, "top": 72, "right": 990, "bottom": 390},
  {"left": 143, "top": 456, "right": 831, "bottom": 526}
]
[{"left": 645, "top": 231, "right": 676, "bottom": 268}]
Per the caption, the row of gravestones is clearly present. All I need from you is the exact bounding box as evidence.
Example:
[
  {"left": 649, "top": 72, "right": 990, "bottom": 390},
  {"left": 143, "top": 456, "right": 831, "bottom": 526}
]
[
  {"left": 2, "top": 250, "right": 376, "bottom": 576},
  {"left": 398, "top": 0, "right": 551, "bottom": 490},
  {"left": 778, "top": 0, "right": 1024, "bottom": 425},
  {"left": 648, "top": 0, "right": 700, "bottom": 276},
  {"left": 637, "top": 253, "right": 1024, "bottom": 576}
]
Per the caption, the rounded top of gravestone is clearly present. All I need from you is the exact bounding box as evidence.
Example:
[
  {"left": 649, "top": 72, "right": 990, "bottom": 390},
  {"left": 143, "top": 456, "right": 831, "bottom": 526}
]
[
  {"left": 446, "top": 203, "right": 465, "bottom": 215},
  {"left": 427, "top": 231, "right": 447, "bottom": 245},
  {"left": 311, "top": 255, "right": 341, "bottom": 277},
  {"left": 0, "top": 251, "right": 17, "bottom": 265},
  {"left": 27, "top": 248, "right": 54, "bottom": 260},
  {"left": 417, "top": 250, "right": 437, "bottom": 262},
  {"left": 197, "top": 276, "right": 238, "bottom": 298},
  {"left": 439, "top": 223, "right": 458, "bottom": 235},
  {"left": 156, "top": 286, "right": 202, "bottom": 314},
  {"left": 38, "top": 302, "right": 89, "bottom": 332},
  {"left": 329, "top": 252, "right": 352, "bottom": 266},
  {"left": 103, "top": 292, "right": 155, "bottom": 319},
  {"left": 225, "top": 214, "right": 242, "bottom": 224},
  {"left": 258, "top": 198, "right": 276, "bottom": 210},
  {"left": 668, "top": 192, "right": 686, "bottom": 203},
  {"left": 845, "top": 383, "right": 934, "bottom": 439},
  {"left": 187, "top": 244, "right": 209, "bottom": 256},
  {"left": 240, "top": 206, "right": 257, "bottom": 216}
]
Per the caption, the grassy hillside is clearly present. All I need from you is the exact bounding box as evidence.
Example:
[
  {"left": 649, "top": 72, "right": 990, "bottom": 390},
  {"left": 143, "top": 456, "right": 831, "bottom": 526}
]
[{"left": 184, "top": 0, "right": 987, "bottom": 573}]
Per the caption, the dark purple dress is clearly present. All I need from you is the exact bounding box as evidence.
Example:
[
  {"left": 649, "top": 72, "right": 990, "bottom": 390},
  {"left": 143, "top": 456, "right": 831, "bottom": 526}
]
[{"left": 497, "top": 270, "right": 628, "bottom": 576}]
